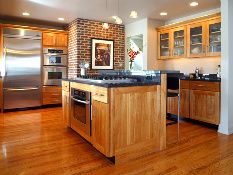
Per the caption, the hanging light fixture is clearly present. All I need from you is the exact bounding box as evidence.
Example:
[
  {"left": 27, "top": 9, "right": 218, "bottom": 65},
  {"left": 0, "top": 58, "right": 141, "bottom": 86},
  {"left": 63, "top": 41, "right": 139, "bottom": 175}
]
[
  {"left": 114, "top": 0, "right": 123, "bottom": 24},
  {"left": 102, "top": 22, "right": 110, "bottom": 29},
  {"left": 129, "top": 10, "right": 138, "bottom": 18},
  {"left": 115, "top": 17, "right": 122, "bottom": 24},
  {"left": 102, "top": 0, "right": 109, "bottom": 29}
]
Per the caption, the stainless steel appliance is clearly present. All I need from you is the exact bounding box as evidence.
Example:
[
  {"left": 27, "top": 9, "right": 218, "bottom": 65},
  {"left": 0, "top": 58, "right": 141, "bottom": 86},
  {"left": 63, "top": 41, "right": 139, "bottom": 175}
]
[
  {"left": 2, "top": 28, "right": 42, "bottom": 110},
  {"left": 70, "top": 88, "right": 91, "bottom": 138},
  {"left": 43, "top": 48, "right": 67, "bottom": 66},
  {"left": 43, "top": 66, "right": 67, "bottom": 86}
]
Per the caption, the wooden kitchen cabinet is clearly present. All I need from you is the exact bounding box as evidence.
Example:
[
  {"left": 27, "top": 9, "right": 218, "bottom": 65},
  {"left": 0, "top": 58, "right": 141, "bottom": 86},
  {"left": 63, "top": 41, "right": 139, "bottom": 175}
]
[
  {"left": 206, "top": 18, "right": 221, "bottom": 57},
  {"left": 158, "top": 30, "right": 171, "bottom": 59},
  {"left": 42, "top": 86, "right": 62, "bottom": 105},
  {"left": 171, "top": 26, "right": 186, "bottom": 58},
  {"left": 167, "top": 80, "right": 190, "bottom": 118},
  {"left": 43, "top": 32, "right": 68, "bottom": 47},
  {"left": 187, "top": 22, "right": 206, "bottom": 58},
  {"left": 91, "top": 100, "right": 111, "bottom": 157},
  {"left": 62, "top": 81, "right": 70, "bottom": 127},
  {"left": 190, "top": 90, "right": 220, "bottom": 125},
  {"left": 62, "top": 90, "right": 70, "bottom": 127},
  {"left": 157, "top": 13, "right": 221, "bottom": 59}
]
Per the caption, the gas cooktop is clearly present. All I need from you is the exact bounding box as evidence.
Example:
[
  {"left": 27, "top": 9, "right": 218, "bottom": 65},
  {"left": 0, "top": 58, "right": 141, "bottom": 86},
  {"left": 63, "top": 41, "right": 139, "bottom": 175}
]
[{"left": 75, "top": 76, "right": 138, "bottom": 84}]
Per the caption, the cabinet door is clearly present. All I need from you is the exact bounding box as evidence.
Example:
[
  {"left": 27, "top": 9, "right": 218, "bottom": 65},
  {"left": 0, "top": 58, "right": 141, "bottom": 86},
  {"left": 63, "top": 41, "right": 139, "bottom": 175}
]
[
  {"left": 158, "top": 30, "right": 171, "bottom": 59},
  {"left": 167, "top": 89, "right": 189, "bottom": 118},
  {"left": 180, "top": 89, "right": 190, "bottom": 118},
  {"left": 171, "top": 27, "right": 186, "bottom": 58},
  {"left": 43, "top": 32, "right": 56, "bottom": 46},
  {"left": 206, "top": 18, "right": 221, "bottom": 57},
  {"left": 56, "top": 34, "right": 68, "bottom": 47},
  {"left": 190, "top": 90, "right": 220, "bottom": 125},
  {"left": 91, "top": 100, "right": 111, "bottom": 157},
  {"left": 187, "top": 22, "right": 206, "bottom": 57},
  {"left": 62, "top": 90, "right": 70, "bottom": 127}
]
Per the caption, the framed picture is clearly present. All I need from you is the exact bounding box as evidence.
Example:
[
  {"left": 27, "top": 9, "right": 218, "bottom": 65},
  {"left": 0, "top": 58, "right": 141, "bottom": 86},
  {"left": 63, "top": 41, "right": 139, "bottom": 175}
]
[{"left": 91, "top": 38, "right": 114, "bottom": 70}]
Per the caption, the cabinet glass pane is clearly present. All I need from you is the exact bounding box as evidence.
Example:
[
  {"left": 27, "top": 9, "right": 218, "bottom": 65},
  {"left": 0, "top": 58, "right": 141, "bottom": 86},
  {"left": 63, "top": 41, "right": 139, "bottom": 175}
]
[
  {"left": 160, "top": 33, "right": 169, "bottom": 56},
  {"left": 173, "top": 30, "right": 184, "bottom": 56},
  {"left": 209, "top": 22, "right": 221, "bottom": 53},
  {"left": 190, "top": 26, "right": 203, "bottom": 55}
]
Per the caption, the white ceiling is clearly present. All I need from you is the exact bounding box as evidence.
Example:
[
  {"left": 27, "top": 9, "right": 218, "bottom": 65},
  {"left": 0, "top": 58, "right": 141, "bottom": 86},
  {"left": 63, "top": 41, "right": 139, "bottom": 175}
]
[{"left": 0, "top": 0, "right": 220, "bottom": 25}]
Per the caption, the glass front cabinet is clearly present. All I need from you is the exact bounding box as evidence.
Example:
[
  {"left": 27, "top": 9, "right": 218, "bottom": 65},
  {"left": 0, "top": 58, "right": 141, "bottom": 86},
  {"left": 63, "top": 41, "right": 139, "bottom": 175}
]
[
  {"left": 171, "top": 27, "right": 186, "bottom": 58},
  {"left": 158, "top": 30, "right": 171, "bottom": 59},
  {"left": 187, "top": 22, "right": 206, "bottom": 57},
  {"left": 206, "top": 18, "right": 221, "bottom": 57},
  {"left": 157, "top": 15, "right": 221, "bottom": 59}
]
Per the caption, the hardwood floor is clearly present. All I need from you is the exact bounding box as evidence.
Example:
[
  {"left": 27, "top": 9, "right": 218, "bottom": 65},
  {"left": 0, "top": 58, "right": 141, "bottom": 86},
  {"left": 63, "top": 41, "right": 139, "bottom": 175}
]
[{"left": 1, "top": 107, "right": 233, "bottom": 175}]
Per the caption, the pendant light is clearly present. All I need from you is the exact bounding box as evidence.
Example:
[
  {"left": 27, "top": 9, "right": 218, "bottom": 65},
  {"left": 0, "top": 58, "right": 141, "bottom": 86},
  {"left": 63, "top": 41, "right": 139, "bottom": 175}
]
[
  {"left": 115, "top": 0, "right": 122, "bottom": 24},
  {"left": 102, "top": 0, "right": 109, "bottom": 29}
]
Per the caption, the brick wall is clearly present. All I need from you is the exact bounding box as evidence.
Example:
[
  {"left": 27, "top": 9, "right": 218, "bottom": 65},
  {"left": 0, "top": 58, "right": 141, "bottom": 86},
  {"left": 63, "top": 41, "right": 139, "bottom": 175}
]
[{"left": 67, "top": 18, "right": 125, "bottom": 78}]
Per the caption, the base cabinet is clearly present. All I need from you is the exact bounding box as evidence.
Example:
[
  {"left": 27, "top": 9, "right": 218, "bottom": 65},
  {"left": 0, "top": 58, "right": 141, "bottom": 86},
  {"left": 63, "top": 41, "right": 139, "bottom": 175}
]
[
  {"left": 190, "top": 90, "right": 220, "bottom": 125},
  {"left": 91, "top": 100, "right": 111, "bottom": 157},
  {"left": 167, "top": 89, "right": 190, "bottom": 118},
  {"left": 62, "top": 90, "right": 70, "bottom": 127}
]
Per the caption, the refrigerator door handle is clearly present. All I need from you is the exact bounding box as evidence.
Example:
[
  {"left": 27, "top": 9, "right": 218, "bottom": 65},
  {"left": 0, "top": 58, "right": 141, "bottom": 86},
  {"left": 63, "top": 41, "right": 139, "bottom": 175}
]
[{"left": 4, "top": 87, "right": 40, "bottom": 91}]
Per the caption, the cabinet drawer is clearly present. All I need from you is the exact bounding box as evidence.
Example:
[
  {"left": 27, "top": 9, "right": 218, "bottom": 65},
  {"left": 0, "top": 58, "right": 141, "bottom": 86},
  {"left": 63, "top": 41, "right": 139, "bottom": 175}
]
[
  {"left": 43, "top": 86, "right": 62, "bottom": 105},
  {"left": 190, "top": 81, "right": 220, "bottom": 92},
  {"left": 62, "top": 81, "right": 70, "bottom": 92},
  {"left": 92, "top": 87, "right": 108, "bottom": 103},
  {"left": 180, "top": 80, "right": 189, "bottom": 89}
]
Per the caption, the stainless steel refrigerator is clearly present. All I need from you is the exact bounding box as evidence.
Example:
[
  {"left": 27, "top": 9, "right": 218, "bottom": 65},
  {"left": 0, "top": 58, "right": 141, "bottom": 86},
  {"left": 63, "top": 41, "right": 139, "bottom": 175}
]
[{"left": 2, "top": 28, "right": 42, "bottom": 109}]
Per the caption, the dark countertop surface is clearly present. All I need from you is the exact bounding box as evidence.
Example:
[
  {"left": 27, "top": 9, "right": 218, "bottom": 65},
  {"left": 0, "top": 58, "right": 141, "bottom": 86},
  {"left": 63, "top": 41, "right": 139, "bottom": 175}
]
[
  {"left": 62, "top": 78, "right": 160, "bottom": 88},
  {"left": 180, "top": 77, "right": 221, "bottom": 82}
]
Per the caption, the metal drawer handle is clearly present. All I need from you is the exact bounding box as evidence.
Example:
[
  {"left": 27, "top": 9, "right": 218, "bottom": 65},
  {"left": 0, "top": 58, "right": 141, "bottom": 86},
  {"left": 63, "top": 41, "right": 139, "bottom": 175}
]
[
  {"left": 197, "top": 85, "right": 205, "bottom": 87},
  {"left": 94, "top": 93, "right": 104, "bottom": 97},
  {"left": 4, "top": 87, "right": 39, "bottom": 91},
  {"left": 51, "top": 93, "right": 60, "bottom": 96}
]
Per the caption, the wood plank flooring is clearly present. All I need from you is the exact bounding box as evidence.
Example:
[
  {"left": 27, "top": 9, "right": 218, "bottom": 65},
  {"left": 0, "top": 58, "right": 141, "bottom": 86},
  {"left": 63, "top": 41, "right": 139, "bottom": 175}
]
[{"left": 1, "top": 107, "right": 233, "bottom": 175}]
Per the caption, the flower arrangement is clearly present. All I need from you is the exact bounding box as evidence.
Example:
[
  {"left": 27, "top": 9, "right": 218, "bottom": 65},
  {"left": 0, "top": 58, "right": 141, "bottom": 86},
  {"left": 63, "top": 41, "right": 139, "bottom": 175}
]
[{"left": 127, "top": 48, "right": 140, "bottom": 69}]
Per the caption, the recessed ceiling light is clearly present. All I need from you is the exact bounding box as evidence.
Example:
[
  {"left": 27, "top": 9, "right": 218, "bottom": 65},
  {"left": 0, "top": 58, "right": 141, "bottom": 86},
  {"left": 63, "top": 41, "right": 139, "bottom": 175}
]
[
  {"left": 160, "top": 12, "right": 167, "bottom": 16},
  {"left": 22, "top": 12, "right": 30, "bottom": 16},
  {"left": 130, "top": 11, "right": 138, "bottom": 18},
  {"left": 58, "top": 17, "right": 65, "bottom": 21},
  {"left": 190, "top": 2, "right": 199, "bottom": 7}
]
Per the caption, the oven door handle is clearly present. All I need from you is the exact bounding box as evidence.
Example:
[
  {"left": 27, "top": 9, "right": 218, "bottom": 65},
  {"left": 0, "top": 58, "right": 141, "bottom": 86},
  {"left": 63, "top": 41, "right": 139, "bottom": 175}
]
[{"left": 71, "top": 97, "right": 90, "bottom": 105}]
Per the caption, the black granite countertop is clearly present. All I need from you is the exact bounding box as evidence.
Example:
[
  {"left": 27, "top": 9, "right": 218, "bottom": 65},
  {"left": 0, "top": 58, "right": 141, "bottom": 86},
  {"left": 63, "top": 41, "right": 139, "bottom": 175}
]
[
  {"left": 180, "top": 77, "right": 221, "bottom": 82},
  {"left": 62, "top": 78, "right": 160, "bottom": 88}
]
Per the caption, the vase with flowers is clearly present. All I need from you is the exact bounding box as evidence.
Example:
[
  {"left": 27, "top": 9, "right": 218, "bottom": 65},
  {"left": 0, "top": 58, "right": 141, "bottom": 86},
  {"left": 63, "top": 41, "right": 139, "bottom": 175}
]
[
  {"left": 79, "top": 61, "right": 89, "bottom": 76},
  {"left": 127, "top": 48, "right": 140, "bottom": 70}
]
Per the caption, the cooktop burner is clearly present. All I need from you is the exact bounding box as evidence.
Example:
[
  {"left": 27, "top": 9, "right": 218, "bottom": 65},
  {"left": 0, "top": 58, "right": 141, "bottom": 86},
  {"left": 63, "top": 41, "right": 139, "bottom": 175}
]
[{"left": 75, "top": 76, "right": 138, "bottom": 84}]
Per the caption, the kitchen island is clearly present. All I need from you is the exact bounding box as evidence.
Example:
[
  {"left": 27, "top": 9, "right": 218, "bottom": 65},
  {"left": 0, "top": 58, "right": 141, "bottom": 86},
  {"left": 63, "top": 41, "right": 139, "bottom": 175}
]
[{"left": 62, "top": 70, "right": 178, "bottom": 164}]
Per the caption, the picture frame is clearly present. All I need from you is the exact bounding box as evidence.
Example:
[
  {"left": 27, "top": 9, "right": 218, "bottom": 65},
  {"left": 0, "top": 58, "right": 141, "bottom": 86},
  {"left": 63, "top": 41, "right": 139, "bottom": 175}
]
[{"left": 91, "top": 38, "right": 114, "bottom": 70}]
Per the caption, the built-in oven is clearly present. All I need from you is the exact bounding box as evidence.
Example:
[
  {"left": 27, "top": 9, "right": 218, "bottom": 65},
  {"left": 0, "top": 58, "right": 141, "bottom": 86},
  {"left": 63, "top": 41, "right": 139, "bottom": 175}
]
[
  {"left": 43, "top": 48, "right": 67, "bottom": 66},
  {"left": 43, "top": 66, "right": 67, "bottom": 86},
  {"left": 70, "top": 88, "right": 91, "bottom": 140}
]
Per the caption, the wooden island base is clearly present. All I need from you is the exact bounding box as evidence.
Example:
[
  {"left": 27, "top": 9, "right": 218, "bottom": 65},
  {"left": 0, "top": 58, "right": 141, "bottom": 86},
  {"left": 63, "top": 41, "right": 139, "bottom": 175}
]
[{"left": 62, "top": 74, "right": 167, "bottom": 164}]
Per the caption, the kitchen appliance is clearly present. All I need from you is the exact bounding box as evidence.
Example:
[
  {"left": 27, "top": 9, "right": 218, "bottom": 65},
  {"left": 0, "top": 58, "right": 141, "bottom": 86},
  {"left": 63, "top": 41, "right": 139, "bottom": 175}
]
[
  {"left": 43, "top": 48, "right": 67, "bottom": 66},
  {"left": 43, "top": 66, "right": 67, "bottom": 86},
  {"left": 70, "top": 88, "right": 91, "bottom": 139},
  {"left": 2, "top": 28, "right": 42, "bottom": 110}
]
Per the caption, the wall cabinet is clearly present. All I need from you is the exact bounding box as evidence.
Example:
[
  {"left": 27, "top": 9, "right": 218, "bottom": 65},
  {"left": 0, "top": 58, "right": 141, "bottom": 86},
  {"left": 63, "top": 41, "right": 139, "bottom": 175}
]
[
  {"left": 157, "top": 14, "right": 221, "bottom": 59},
  {"left": 43, "top": 32, "right": 68, "bottom": 47}
]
